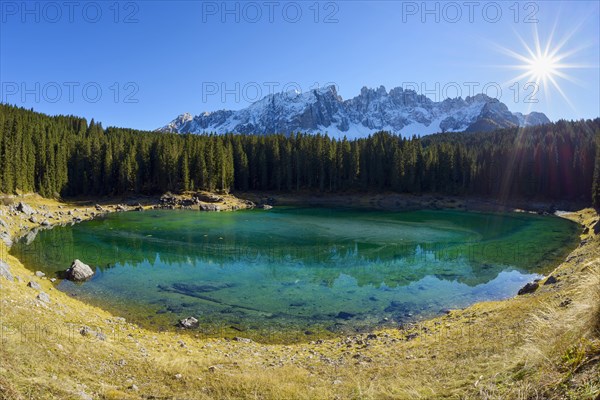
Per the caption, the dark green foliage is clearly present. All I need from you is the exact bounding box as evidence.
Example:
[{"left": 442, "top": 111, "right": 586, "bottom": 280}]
[
  {"left": 592, "top": 129, "right": 600, "bottom": 210},
  {"left": 0, "top": 104, "right": 598, "bottom": 204}
]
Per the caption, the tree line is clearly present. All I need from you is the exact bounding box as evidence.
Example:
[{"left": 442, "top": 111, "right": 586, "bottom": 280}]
[{"left": 1, "top": 103, "right": 598, "bottom": 207}]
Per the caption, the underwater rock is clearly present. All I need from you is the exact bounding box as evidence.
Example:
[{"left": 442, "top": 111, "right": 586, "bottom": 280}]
[
  {"left": 23, "top": 229, "right": 39, "bottom": 245},
  {"left": 166, "top": 305, "right": 184, "bottom": 313},
  {"left": 336, "top": 311, "right": 356, "bottom": 320},
  {"left": 230, "top": 325, "right": 245, "bottom": 332},
  {"left": 171, "top": 282, "right": 233, "bottom": 294},
  {"left": 326, "top": 323, "right": 345, "bottom": 333},
  {"left": 384, "top": 301, "right": 408, "bottom": 313}
]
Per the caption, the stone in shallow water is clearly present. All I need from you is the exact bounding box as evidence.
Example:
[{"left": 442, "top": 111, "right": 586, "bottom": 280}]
[
  {"left": 171, "top": 282, "right": 234, "bottom": 294},
  {"left": 178, "top": 317, "right": 199, "bottom": 329},
  {"left": 336, "top": 311, "right": 356, "bottom": 320},
  {"left": 166, "top": 305, "right": 184, "bottom": 313},
  {"left": 65, "top": 259, "right": 95, "bottom": 281},
  {"left": 384, "top": 301, "right": 408, "bottom": 313}
]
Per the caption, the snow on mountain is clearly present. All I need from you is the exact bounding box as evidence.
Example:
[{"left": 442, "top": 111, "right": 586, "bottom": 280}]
[{"left": 159, "top": 85, "right": 550, "bottom": 138}]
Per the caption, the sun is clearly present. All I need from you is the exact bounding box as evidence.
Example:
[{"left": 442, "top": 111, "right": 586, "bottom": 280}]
[
  {"left": 528, "top": 53, "right": 558, "bottom": 81},
  {"left": 495, "top": 25, "right": 591, "bottom": 109}
]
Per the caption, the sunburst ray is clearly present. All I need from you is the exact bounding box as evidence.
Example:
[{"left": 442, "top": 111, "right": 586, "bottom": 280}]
[{"left": 497, "top": 24, "right": 594, "bottom": 111}]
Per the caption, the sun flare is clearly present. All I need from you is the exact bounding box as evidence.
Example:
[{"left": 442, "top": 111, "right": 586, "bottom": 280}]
[
  {"left": 496, "top": 25, "right": 592, "bottom": 108},
  {"left": 528, "top": 54, "right": 558, "bottom": 81}
]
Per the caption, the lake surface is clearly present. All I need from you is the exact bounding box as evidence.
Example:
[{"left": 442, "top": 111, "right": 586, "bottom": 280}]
[{"left": 11, "top": 208, "right": 579, "bottom": 341}]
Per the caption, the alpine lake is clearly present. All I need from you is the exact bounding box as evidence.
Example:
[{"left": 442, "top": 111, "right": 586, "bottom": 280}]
[{"left": 11, "top": 207, "right": 580, "bottom": 343}]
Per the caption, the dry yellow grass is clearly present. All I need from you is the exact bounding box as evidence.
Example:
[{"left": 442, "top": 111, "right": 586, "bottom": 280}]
[{"left": 0, "top": 195, "right": 598, "bottom": 399}]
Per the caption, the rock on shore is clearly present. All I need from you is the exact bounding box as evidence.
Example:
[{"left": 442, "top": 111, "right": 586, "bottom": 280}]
[{"left": 0, "top": 260, "right": 13, "bottom": 281}]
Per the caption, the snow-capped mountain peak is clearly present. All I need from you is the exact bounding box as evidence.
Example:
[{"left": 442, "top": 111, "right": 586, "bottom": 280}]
[{"left": 159, "top": 85, "right": 550, "bottom": 138}]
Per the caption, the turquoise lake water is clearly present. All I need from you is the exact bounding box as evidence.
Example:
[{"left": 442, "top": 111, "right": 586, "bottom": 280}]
[{"left": 11, "top": 208, "right": 579, "bottom": 341}]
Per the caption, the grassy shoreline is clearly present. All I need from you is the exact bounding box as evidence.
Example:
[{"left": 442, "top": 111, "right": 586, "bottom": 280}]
[{"left": 0, "top": 193, "right": 598, "bottom": 399}]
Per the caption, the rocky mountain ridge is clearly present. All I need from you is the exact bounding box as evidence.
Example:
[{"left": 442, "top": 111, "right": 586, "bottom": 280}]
[{"left": 160, "top": 85, "right": 550, "bottom": 138}]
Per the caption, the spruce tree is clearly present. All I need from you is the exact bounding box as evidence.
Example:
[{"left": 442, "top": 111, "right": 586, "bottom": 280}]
[{"left": 592, "top": 131, "right": 600, "bottom": 210}]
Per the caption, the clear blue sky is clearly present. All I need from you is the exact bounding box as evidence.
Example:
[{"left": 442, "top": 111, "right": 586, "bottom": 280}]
[{"left": 1, "top": 1, "right": 598, "bottom": 130}]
